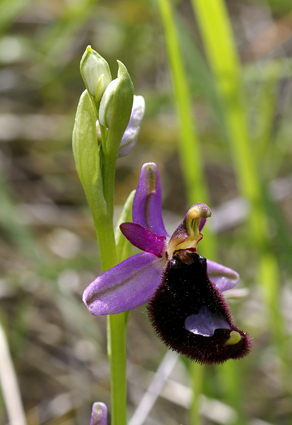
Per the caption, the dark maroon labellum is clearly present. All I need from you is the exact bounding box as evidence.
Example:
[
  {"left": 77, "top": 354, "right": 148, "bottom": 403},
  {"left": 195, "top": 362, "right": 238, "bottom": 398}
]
[{"left": 147, "top": 252, "right": 251, "bottom": 364}]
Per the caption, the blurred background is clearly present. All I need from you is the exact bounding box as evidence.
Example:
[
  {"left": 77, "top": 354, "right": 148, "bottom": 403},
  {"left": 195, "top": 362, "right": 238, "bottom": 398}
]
[{"left": 1, "top": 0, "right": 292, "bottom": 424}]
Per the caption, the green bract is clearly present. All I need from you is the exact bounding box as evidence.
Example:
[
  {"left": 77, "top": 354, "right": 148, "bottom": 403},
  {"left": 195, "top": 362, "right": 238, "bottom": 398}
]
[{"left": 80, "top": 46, "right": 112, "bottom": 104}]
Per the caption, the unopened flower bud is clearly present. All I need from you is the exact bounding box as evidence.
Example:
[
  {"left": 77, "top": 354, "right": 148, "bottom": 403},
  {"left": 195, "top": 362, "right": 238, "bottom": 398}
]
[
  {"left": 80, "top": 46, "right": 112, "bottom": 103},
  {"left": 99, "top": 61, "right": 134, "bottom": 132},
  {"left": 90, "top": 402, "right": 107, "bottom": 425},
  {"left": 118, "top": 95, "right": 145, "bottom": 158}
]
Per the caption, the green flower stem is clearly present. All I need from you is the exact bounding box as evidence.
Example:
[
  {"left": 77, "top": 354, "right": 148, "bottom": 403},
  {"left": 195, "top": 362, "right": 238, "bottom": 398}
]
[
  {"left": 94, "top": 215, "right": 127, "bottom": 425},
  {"left": 91, "top": 128, "right": 128, "bottom": 425},
  {"left": 91, "top": 200, "right": 127, "bottom": 425},
  {"left": 94, "top": 177, "right": 134, "bottom": 425},
  {"left": 107, "top": 313, "right": 127, "bottom": 425},
  {"left": 94, "top": 217, "right": 117, "bottom": 270}
]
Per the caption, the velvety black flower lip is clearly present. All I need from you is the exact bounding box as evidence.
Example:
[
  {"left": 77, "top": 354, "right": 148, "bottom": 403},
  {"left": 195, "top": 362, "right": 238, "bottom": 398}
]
[{"left": 148, "top": 251, "right": 252, "bottom": 364}]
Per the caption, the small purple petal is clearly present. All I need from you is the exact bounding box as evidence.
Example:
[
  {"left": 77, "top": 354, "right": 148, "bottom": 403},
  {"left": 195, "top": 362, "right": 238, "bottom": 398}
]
[
  {"left": 207, "top": 260, "right": 240, "bottom": 292},
  {"left": 120, "top": 222, "right": 166, "bottom": 257},
  {"left": 83, "top": 252, "right": 164, "bottom": 315},
  {"left": 185, "top": 306, "right": 231, "bottom": 337},
  {"left": 133, "top": 163, "right": 168, "bottom": 237},
  {"left": 90, "top": 402, "right": 107, "bottom": 425}
]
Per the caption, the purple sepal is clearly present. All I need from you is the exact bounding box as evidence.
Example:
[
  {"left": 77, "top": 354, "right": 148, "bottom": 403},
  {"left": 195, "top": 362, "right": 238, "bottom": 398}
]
[
  {"left": 207, "top": 260, "right": 240, "bottom": 292},
  {"left": 90, "top": 402, "right": 107, "bottom": 425},
  {"left": 83, "top": 252, "right": 164, "bottom": 315},
  {"left": 120, "top": 222, "right": 166, "bottom": 257},
  {"left": 132, "top": 163, "right": 168, "bottom": 237},
  {"left": 185, "top": 306, "right": 231, "bottom": 337}
]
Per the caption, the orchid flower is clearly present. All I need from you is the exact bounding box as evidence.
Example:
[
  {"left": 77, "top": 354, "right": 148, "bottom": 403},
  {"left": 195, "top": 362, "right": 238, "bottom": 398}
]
[{"left": 83, "top": 163, "right": 251, "bottom": 364}]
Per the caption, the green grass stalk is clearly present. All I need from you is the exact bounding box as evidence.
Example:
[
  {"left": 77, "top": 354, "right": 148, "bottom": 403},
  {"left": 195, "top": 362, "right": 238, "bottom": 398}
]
[
  {"left": 189, "top": 362, "right": 204, "bottom": 425},
  {"left": 156, "top": 0, "right": 218, "bottom": 422},
  {"left": 155, "top": 0, "right": 216, "bottom": 264},
  {"left": 192, "top": 0, "right": 289, "bottom": 382}
]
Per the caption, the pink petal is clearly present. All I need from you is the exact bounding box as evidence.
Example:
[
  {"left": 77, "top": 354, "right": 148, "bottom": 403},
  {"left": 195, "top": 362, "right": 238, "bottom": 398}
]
[{"left": 83, "top": 252, "right": 165, "bottom": 315}]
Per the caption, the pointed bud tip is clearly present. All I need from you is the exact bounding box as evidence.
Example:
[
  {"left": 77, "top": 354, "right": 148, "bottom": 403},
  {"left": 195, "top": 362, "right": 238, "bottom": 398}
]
[
  {"left": 84, "top": 45, "right": 101, "bottom": 58},
  {"left": 117, "top": 59, "right": 127, "bottom": 75}
]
